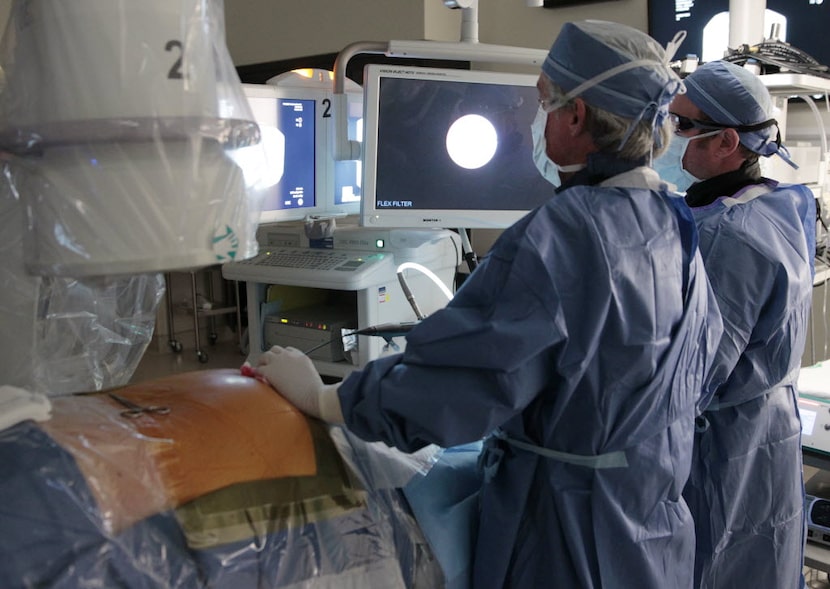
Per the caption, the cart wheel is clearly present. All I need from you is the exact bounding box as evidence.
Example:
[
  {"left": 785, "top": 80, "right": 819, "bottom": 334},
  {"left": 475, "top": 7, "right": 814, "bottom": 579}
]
[
  {"left": 208, "top": 332, "right": 218, "bottom": 345},
  {"left": 169, "top": 340, "right": 183, "bottom": 353},
  {"left": 197, "top": 350, "right": 209, "bottom": 364}
]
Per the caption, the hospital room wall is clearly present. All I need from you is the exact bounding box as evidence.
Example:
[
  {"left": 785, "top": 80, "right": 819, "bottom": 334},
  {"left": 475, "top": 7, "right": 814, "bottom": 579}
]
[
  {"left": 222, "top": 0, "right": 649, "bottom": 67},
  {"left": 0, "top": 1, "right": 8, "bottom": 50},
  {"left": 0, "top": 2, "right": 650, "bottom": 71}
]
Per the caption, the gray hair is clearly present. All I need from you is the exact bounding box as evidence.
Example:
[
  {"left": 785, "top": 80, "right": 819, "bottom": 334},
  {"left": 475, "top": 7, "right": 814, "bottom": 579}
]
[{"left": 539, "top": 74, "right": 673, "bottom": 161}]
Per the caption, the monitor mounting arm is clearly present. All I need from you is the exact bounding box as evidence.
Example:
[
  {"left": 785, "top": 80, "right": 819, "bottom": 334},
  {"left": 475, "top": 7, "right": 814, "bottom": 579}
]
[
  {"left": 443, "top": 0, "right": 479, "bottom": 44},
  {"left": 331, "top": 1, "right": 547, "bottom": 161}
]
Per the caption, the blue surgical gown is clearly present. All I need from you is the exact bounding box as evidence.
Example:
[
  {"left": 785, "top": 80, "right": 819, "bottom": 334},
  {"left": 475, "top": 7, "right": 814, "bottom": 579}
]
[
  {"left": 683, "top": 180, "right": 816, "bottom": 589},
  {"left": 338, "top": 167, "right": 722, "bottom": 588}
]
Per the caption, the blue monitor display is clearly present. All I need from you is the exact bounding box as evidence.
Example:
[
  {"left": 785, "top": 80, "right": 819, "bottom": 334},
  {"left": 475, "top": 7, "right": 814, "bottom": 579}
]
[
  {"left": 648, "top": 1, "right": 830, "bottom": 68},
  {"left": 360, "top": 65, "right": 557, "bottom": 229},
  {"left": 273, "top": 97, "right": 316, "bottom": 211}
]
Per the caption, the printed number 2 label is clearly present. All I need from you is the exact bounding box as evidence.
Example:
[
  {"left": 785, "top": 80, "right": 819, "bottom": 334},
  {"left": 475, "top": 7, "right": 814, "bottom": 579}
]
[{"left": 165, "top": 40, "right": 184, "bottom": 80}]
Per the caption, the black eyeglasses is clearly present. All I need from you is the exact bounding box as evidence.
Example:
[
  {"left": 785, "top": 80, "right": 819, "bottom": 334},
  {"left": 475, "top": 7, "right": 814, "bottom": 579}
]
[
  {"left": 669, "top": 113, "right": 730, "bottom": 133},
  {"left": 669, "top": 112, "right": 780, "bottom": 136}
]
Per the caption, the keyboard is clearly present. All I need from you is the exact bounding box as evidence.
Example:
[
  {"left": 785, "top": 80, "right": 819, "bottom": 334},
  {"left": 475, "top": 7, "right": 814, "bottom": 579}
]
[{"left": 222, "top": 246, "right": 396, "bottom": 290}]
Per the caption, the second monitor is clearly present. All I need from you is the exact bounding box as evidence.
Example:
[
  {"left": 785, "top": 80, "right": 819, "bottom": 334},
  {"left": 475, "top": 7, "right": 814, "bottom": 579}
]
[{"left": 242, "top": 71, "right": 363, "bottom": 226}]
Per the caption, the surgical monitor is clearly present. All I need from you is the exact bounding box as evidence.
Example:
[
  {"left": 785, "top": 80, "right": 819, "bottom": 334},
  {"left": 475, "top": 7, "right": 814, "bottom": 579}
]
[
  {"left": 242, "top": 83, "right": 324, "bottom": 223},
  {"left": 242, "top": 73, "right": 363, "bottom": 225},
  {"left": 360, "top": 65, "right": 556, "bottom": 229}
]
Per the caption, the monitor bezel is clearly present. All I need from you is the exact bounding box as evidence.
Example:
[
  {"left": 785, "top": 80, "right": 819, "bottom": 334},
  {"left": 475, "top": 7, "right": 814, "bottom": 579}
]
[
  {"left": 359, "top": 64, "right": 546, "bottom": 230},
  {"left": 242, "top": 82, "right": 328, "bottom": 224},
  {"left": 241, "top": 80, "right": 364, "bottom": 225}
]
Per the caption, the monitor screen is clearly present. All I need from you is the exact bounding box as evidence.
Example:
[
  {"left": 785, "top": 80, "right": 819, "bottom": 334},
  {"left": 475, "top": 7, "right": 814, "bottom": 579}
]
[
  {"left": 648, "top": 1, "right": 830, "bottom": 67},
  {"left": 360, "top": 65, "right": 557, "bottom": 229},
  {"left": 270, "top": 97, "right": 316, "bottom": 211}
]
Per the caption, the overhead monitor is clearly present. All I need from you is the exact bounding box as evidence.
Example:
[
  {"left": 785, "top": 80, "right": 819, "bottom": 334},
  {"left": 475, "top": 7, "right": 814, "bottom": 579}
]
[
  {"left": 360, "top": 65, "right": 557, "bottom": 229},
  {"left": 648, "top": 1, "right": 830, "bottom": 68}
]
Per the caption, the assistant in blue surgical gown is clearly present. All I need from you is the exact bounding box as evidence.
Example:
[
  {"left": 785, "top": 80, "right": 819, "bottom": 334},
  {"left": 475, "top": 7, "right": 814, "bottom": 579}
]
[{"left": 683, "top": 180, "right": 816, "bottom": 589}]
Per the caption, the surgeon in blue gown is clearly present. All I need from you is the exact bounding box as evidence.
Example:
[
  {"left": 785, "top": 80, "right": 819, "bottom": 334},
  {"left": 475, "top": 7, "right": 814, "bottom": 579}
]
[
  {"left": 654, "top": 60, "right": 816, "bottom": 589},
  {"left": 255, "top": 21, "right": 723, "bottom": 589}
]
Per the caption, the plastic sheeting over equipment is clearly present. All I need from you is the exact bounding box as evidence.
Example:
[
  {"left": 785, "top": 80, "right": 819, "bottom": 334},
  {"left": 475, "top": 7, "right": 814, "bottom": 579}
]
[
  {"left": 0, "top": 0, "right": 267, "bottom": 276},
  {"left": 0, "top": 370, "right": 444, "bottom": 588},
  {"left": 0, "top": 0, "right": 270, "bottom": 393}
]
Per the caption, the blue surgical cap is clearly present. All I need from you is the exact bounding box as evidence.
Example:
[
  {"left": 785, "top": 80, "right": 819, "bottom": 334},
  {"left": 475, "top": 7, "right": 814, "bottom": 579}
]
[
  {"left": 684, "top": 60, "right": 795, "bottom": 167},
  {"left": 542, "top": 20, "right": 684, "bottom": 144}
]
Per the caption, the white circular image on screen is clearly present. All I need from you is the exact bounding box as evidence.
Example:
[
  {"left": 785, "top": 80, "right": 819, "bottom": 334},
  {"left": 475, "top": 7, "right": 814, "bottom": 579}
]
[{"left": 445, "top": 114, "right": 498, "bottom": 170}]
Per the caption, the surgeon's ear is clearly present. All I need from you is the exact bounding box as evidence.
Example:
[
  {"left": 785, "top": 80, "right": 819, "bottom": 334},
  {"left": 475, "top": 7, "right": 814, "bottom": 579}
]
[
  {"left": 717, "top": 128, "right": 742, "bottom": 157},
  {"left": 565, "top": 98, "right": 587, "bottom": 137}
]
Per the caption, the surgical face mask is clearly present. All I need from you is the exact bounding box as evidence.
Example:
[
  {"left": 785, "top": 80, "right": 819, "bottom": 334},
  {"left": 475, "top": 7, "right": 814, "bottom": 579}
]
[
  {"left": 530, "top": 106, "right": 584, "bottom": 187},
  {"left": 652, "top": 130, "right": 721, "bottom": 192}
]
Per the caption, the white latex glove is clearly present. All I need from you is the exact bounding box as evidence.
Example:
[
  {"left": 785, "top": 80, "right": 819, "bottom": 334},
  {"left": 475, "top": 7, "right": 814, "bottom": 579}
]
[{"left": 254, "top": 346, "right": 344, "bottom": 423}]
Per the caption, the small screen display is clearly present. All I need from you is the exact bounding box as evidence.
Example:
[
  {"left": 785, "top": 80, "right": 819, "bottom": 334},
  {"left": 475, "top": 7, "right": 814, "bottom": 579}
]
[{"left": 259, "top": 98, "right": 315, "bottom": 213}]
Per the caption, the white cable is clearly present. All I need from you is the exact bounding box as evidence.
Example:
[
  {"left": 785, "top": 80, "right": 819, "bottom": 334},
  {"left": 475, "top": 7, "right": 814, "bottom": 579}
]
[
  {"left": 800, "top": 95, "right": 830, "bottom": 235},
  {"left": 801, "top": 95, "right": 829, "bottom": 161},
  {"left": 458, "top": 228, "right": 474, "bottom": 255},
  {"left": 397, "top": 262, "right": 454, "bottom": 302}
]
